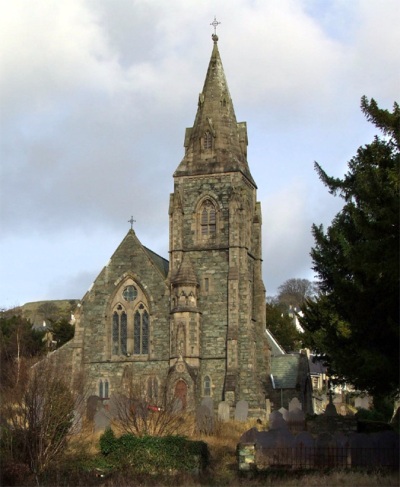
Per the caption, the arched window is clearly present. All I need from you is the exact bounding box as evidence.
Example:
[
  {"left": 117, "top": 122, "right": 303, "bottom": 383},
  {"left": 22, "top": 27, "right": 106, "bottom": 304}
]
[
  {"left": 112, "top": 306, "right": 127, "bottom": 355},
  {"left": 200, "top": 200, "right": 216, "bottom": 236},
  {"left": 134, "top": 305, "right": 149, "bottom": 355},
  {"left": 110, "top": 280, "right": 150, "bottom": 358},
  {"left": 99, "top": 379, "right": 109, "bottom": 398},
  {"left": 203, "top": 375, "right": 211, "bottom": 396},
  {"left": 204, "top": 131, "right": 212, "bottom": 149}
]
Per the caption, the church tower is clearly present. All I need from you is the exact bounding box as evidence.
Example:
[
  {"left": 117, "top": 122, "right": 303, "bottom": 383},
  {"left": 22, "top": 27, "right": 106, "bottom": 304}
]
[{"left": 169, "top": 33, "right": 269, "bottom": 412}]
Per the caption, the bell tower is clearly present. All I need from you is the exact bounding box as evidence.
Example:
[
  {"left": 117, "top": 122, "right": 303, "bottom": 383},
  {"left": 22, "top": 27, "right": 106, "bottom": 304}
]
[{"left": 168, "top": 30, "right": 269, "bottom": 412}]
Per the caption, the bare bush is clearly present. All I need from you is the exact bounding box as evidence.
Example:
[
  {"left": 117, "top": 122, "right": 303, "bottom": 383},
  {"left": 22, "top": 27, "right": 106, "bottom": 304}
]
[
  {"left": 0, "top": 357, "right": 85, "bottom": 482},
  {"left": 112, "top": 379, "right": 193, "bottom": 437}
]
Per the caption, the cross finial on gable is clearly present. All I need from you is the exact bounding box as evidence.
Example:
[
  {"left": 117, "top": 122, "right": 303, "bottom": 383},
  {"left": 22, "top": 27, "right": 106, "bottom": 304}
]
[{"left": 128, "top": 216, "right": 136, "bottom": 229}]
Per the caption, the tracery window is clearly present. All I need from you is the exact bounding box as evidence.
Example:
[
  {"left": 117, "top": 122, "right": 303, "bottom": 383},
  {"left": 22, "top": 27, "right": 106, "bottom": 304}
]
[
  {"left": 110, "top": 280, "right": 150, "bottom": 358},
  {"left": 200, "top": 200, "right": 216, "bottom": 236},
  {"left": 112, "top": 307, "right": 127, "bottom": 355},
  {"left": 134, "top": 304, "right": 149, "bottom": 355}
]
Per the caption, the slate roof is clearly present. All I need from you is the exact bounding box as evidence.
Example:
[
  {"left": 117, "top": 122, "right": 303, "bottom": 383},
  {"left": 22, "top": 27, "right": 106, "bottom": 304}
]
[
  {"left": 271, "top": 354, "right": 300, "bottom": 389},
  {"left": 143, "top": 246, "right": 169, "bottom": 278}
]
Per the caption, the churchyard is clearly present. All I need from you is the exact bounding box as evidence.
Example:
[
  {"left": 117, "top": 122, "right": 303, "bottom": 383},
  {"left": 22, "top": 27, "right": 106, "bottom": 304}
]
[{"left": 2, "top": 391, "right": 398, "bottom": 487}]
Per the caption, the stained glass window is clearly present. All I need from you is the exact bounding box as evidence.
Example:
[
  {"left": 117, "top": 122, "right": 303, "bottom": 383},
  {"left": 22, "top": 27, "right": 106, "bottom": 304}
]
[
  {"left": 99, "top": 380, "right": 104, "bottom": 398},
  {"left": 123, "top": 285, "right": 137, "bottom": 302},
  {"left": 112, "top": 312, "right": 119, "bottom": 355},
  {"left": 121, "top": 312, "right": 127, "bottom": 355},
  {"left": 133, "top": 308, "right": 149, "bottom": 355}
]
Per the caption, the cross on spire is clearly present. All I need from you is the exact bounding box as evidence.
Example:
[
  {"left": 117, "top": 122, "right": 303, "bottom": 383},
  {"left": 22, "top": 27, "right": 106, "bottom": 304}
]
[
  {"left": 210, "top": 16, "right": 221, "bottom": 39},
  {"left": 128, "top": 216, "right": 136, "bottom": 229}
]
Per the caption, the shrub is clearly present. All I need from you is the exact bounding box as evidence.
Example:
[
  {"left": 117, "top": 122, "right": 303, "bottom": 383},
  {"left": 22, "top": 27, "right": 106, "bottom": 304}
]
[{"left": 99, "top": 429, "right": 209, "bottom": 474}]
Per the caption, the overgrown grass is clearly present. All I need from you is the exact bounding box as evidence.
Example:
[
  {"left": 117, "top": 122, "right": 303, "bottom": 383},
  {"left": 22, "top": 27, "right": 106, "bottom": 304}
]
[{"left": 3, "top": 418, "right": 399, "bottom": 486}]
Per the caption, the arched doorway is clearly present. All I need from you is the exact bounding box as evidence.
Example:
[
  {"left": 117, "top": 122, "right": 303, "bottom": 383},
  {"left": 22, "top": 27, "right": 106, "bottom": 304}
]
[{"left": 174, "top": 380, "right": 187, "bottom": 409}]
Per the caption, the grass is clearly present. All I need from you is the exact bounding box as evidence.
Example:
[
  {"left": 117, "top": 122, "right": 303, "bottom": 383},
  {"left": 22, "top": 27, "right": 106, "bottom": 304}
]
[{"left": 5, "top": 418, "right": 399, "bottom": 486}]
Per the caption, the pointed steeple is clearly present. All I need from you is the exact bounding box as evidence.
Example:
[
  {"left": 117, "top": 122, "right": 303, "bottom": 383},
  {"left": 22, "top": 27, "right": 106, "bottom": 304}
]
[{"left": 174, "top": 34, "right": 256, "bottom": 186}]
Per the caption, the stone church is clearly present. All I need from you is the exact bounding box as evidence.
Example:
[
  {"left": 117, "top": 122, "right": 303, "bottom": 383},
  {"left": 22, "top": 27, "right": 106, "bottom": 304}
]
[{"left": 59, "top": 33, "right": 271, "bottom": 416}]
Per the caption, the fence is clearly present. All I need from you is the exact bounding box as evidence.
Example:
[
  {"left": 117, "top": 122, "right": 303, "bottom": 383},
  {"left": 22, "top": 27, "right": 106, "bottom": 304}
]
[{"left": 239, "top": 444, "right": 399, "bottom": 471}]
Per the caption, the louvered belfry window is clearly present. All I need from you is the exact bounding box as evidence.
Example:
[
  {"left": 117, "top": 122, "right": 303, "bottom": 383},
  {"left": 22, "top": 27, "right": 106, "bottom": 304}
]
[{"left": 204, "top": 131, "right": 212, "bottom": 149}]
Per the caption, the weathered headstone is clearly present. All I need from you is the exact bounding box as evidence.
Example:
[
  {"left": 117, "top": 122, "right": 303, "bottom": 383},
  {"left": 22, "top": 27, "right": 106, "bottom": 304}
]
[
  {"left": 196, "top": 404, "right": 214, "bottom": 434},
  {"left": 86, "top": 395, "right": 101, "bottom": 422},
  {"left": 269, "top": 410, "right": 287, "bottom": 430},
  {"left": 235, "top": 400, "right": 248, "bottom": 422},
  {"left": 201, "top": 397, "right": 214, "bottom": 414},
  {"left": 94, "top": 406, "right": 111, "bottom": 432},
  {"left": 370, "top": 431, "right": 400, "bottom": 468},
  {"left": 349, "top": 433, "right": 373, "bottom": 467},
  {"left": 288, "top": 407, "right": 305, "bottom": 434},
  {"left": 294, "top": 432, "right": 315, "bottom": 468},
  {"left": 218, "top": 401, "right": 230, "bottom": 422},
  {"left": 316, "top": 432, "right": 337, "bottom": 467},
  {"left": 240, "top": 427, "right": 259, "bottom": 444},
  {"left": 278, "top": 407, "right": 289, "bottom": 421},
  {"left": 288, "top": 397, "right": 302, "bottom": 412}
]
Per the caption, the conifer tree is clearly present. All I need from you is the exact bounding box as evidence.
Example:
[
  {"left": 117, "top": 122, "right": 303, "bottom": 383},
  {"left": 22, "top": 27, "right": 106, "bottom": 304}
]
[{"left": 301, "top": 97, "right": 399, "bottom": 398}]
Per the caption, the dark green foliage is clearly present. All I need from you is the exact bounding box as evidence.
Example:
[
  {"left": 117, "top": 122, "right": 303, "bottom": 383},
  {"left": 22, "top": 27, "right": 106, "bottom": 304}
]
[
  {"left": 301, "top": 98, "right": 399, "bottom": 398},
  {"left": 0, "top": 313, "right": 45, "bottom": 387},
  {"left": 266, "top": 301, "right": 303, "bottom": 352},
  {"left": 99, "top": 429, "right": 209, "bottom": 474},
  {"left": 47, "top": 318, "right": 75, "bottom": 347}
]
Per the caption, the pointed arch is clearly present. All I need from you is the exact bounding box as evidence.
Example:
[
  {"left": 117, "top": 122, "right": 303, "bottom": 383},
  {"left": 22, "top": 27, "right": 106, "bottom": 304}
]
[
  {"left": 203, "top": 131, "right": 213, "bottom": 150},
  {"left": 195, "top": 196, "right": 220, "bottom": 243},
  {"left": 108, "top": 277, "right": 151, "bottom": 358}
]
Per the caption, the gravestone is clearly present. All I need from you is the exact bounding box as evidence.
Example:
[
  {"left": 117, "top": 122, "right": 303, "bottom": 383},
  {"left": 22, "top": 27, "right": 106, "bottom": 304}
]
[
  {"left": 218, "top": 401, "right": 230, "bottom": 422},
  {"left": 235, "top": 400, "right": 248, "bottom": 422},
  {"left": 240, "top": 427, "right": 259, "bottom": 444},
  {"left": 349, "top": 433, "right": 373, "bottom": 467},
  {"left": 265, "top": 398, "right": 271, "bottom": 418},
  {"left": 86, "top": 395, "right": 101, "bottom": 422},
  {"left": 278, "top": 407, "right": 289, "bottom": 421},
  {"left": 94, "top": 406, "right": 111, "bottom": 432},
  {"left": 288, "top": 397, "right": 302, "bottom": 412},
  {"left": 294, "top": 431, "right": 315, "bottom": 468},
  {"left": 316, "top": 432, "right": 337, "bottom": 467},
  {"left": 196, "top": 404, "right": 214, "bottom": 434},
  {"left": 370, "top": 431, "right": 400, "bottom": 468},
  {"left": 269, "top": 410, "right": 288, "bottom": 430},
  {"left": 201, "top": 397, "right": 214, "bottom": 414},
  {"left": 288, "top": 407, "right": 305, "bottom": 433}
]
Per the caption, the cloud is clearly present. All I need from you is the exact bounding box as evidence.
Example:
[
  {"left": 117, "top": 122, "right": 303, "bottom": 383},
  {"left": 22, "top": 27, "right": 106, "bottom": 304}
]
[{"left": 0, "top": 0, "right": 399, "bottom": 307}]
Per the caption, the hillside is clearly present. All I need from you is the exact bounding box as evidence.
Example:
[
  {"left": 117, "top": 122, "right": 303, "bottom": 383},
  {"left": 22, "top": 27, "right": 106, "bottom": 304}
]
[{"left": 6, "top": 300, "right": 79, "bottom": 327}]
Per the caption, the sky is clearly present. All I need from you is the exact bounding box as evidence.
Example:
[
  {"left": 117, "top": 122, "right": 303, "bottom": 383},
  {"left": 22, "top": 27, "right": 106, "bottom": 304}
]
[{"left": 0, "top": 0, "right": 399, "bottom": 309}]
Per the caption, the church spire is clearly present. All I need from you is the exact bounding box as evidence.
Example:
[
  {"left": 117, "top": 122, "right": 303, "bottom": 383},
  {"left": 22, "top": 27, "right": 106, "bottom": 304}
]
[{"left": 174, "top": 29, "right": 255, "bottom": 186}]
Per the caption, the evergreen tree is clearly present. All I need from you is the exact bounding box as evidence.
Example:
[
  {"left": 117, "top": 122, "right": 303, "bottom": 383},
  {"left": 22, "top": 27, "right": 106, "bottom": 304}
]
[
  {"left": 300, "top": 97, "right": 399, "bottom": 398},
  {"left": 266, "top": 300, "right": 303, "bottom": 352}
]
